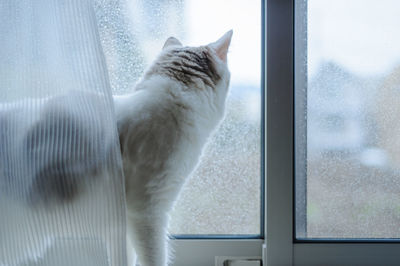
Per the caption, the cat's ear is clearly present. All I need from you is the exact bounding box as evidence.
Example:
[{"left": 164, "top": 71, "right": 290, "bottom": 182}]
[
  {"left": 209, "top": 30, "right": 233, "bottom": 63},
  {"left": 163, "top": 37, "right": 182, "bottom": 50}
]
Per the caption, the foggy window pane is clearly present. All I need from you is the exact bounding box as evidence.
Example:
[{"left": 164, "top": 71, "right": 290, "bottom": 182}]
[
  {"left": 296, "top": 0, "right": 400, "bottom": 238},
  {"left": 97, "top": 0, "right": 261, "bottom": 235}
]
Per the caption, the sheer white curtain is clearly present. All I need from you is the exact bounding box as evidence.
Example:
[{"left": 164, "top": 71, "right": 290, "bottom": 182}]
[{"left": 0, "top": 0, "right": 126, "bottom": 265}]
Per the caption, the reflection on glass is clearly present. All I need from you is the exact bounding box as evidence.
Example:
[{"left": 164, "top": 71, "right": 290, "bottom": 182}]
[
  {"left": 297, "top": 0, "right": 400, "bottom": 238},
  {"left": 97, "top": 0, "right": 261, "bottom": 235}
]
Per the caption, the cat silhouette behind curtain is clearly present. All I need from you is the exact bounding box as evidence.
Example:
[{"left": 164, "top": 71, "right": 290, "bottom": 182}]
[{"left": 0, "top": 92, "right": 113, "bottom": 205}]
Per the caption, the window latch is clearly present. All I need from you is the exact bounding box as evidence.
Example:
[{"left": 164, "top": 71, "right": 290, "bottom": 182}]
[{"left": 215, "top": 256, "right": 262, "bottom": 266}]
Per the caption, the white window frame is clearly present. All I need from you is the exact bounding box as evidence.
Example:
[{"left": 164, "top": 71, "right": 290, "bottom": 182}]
[
  {"left": 172, "top": 239, "right": 264, "bottom": 266},
  {"left": 266, "top": 0, "right": 400, "bottom": 265}
]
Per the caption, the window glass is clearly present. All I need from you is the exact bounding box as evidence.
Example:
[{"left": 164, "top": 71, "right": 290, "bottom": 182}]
[
  {"left": 296, "top": 0, "right": 400, "bottom": 238},
  {"left": 96, "top": 0, "right": 262, "bottom": 235}
]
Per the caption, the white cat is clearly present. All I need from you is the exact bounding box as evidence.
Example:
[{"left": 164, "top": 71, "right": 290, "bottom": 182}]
[{"left": 114, "top": 30, "right": 233, "bottom": 266}]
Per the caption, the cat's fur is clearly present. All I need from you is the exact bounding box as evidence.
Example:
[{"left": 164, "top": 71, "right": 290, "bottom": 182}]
[{"left": 115, "top": 31, "right": 232, "bottom": 266}]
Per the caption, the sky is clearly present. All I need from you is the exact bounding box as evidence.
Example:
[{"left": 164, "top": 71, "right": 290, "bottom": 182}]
[{"left": 308, "top": 0, "right": 400, "bottom": 77}]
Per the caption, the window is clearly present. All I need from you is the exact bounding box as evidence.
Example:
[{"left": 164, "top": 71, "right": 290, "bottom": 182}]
[
  {"left": 96, "top": 0, "right": 264, "bottom": 264},
  {"left": 296, "top": 0, "right": 400, "bottom": 240},
  {"left": 97, "top": 0, "right": 262, "bottom": 237},
  {"left": 267, "top": 0, "right": 400, "bottom": 265}
]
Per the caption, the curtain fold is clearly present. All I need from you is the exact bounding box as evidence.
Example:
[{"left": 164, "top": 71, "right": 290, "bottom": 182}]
[{"left": 0, "top": 0, "right": 126, "bottom": 265}]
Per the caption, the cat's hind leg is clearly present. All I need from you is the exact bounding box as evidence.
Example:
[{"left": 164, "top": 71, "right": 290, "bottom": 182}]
[
  {"left": 126, "top": 233, "right": 137, "bottom": 266},
  {"left": 127, "top": 212, "right": 169, "bottom": 266}
]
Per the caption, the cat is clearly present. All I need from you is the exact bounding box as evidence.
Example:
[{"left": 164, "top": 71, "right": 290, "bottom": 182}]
[
  {"left": 114, "top": 30, "right": 232, "bottom": 266},
  {"left": 0, "top": 30, "right": 232, "bottom": 266}
]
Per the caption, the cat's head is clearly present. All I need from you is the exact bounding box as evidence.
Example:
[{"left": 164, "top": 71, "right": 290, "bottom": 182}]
[{"left": 144, "top": 30, "right": 233, "bottom": 117}]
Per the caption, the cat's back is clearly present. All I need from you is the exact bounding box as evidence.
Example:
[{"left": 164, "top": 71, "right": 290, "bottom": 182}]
[
  {"left": 115, "top": 80, "right": 201, "bottom": 179},
  {"left": 117, "top": 87, "right": 178, "bottom": 152}
]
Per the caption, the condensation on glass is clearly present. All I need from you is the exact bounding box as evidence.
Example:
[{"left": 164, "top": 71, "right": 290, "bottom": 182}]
[
  {"left": 98, "top": 0, "right": 262, "bottom": 235},
  {"left": 296, "top": 0, "right": 400, "bottom": 239}
]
